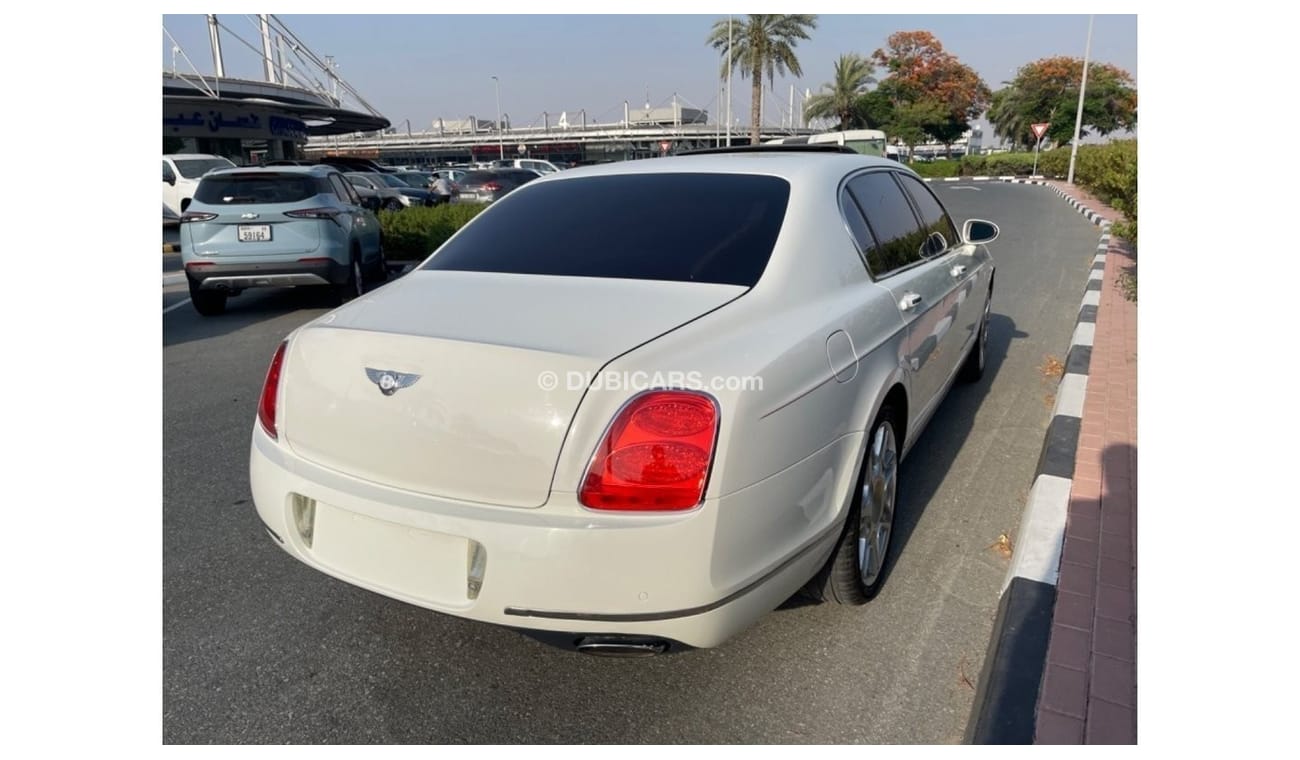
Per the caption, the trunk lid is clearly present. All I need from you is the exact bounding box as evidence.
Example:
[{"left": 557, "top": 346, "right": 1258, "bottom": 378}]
[{"left": 281, "top": 270, "right": 745, "bottom": 507}]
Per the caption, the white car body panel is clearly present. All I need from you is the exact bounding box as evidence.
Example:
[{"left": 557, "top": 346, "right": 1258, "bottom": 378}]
[
  {"left": 162, "top": 154, "right": 234, "bottom": 215},
  {"left": 250, "top": 152, "right": 995, "bottom": 649},
  {"left": 282, "top": 271, "right": 744, "bottom": 507}
]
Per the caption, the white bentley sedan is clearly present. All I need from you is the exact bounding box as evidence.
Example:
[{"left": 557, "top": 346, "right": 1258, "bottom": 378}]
[{"left": 250, "top": 147, "right": 998, "bottom": 656}]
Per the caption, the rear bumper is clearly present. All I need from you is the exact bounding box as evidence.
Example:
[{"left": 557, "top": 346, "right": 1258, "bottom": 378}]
[
  {"left": 248, "top": 425, "right": 847, "bottom": 649},
  {"left": 186, "top": 258, "right": 349, "bottom": 290}
]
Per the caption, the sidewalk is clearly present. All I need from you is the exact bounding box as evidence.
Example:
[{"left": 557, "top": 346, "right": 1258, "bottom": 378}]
[{"left": 1034, "top": 184, "right": 1137, "bottom": 743}]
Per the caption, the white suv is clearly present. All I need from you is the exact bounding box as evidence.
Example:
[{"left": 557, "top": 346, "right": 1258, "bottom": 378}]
[{"left": 163, "top": 154, "right": 236, "bottom": 215}]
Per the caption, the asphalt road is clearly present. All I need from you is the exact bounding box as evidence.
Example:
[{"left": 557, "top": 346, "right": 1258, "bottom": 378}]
[{"left": 162, "top": 182, "right": 1101, "bottom": 743}]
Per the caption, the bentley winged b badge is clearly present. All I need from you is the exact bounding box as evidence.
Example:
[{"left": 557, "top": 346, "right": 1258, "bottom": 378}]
[{"left": 365, "top": 368, "right": 421, "bottom": 396}]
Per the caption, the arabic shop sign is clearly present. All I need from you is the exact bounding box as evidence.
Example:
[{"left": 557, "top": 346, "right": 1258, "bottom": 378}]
[{"left": 164, "top": 109, "right": 307, "bottom": 140}]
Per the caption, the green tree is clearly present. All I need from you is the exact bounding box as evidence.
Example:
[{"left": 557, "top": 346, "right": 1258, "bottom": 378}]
[
  {"left": 854, "top": 88, "right": 894, "bottom": 130},
  {"left": 987, "top": 88, "right": 1032, "bottom": 150},
  {"left": 803, "top": 53, "right": 875, "bottom": 131},
  {"left": 989, "top": 56, "right": 1137, "bottom": 147},
  {"left": 887, "top": 99, "right": 947, "bottom": 162},
  {"left": 708, "top": 14, "right": 818, "bottom": 144},
  {"left": 870, "top": 31, "right": 991, "bottom": 157}
]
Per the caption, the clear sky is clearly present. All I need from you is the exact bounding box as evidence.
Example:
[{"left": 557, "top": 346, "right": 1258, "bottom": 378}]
[{"left": 162, "top": 14, "right": 1136, "bottom": 137}]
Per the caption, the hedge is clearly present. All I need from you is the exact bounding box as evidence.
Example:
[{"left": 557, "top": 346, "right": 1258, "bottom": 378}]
[
  {"left": 909, "top": 160, "right": 962, "bottom": 178},
  {"left": 378, "top": 203, "right": 490, "bottom": 260}
]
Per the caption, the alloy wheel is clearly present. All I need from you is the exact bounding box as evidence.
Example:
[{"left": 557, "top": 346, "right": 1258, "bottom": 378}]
[{"left": 858, "top": 420, "right": 898, "bottom": 588}]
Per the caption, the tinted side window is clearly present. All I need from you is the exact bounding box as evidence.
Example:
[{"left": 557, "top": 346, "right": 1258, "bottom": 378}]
[
  {"left": 839, "top": 190, "right": 876, "bottom": 273},
  {"left": 328, "top": 175, "right": 354, "bottom": 204},
  {"left": 846, "top": 172, "right": 926, "bottom": 276},
  {"left": 896, "top": 174, "right": 960, "bottom": 256},
  {"left": 424, "top": 173, "right": 790, "bottom": 287}
]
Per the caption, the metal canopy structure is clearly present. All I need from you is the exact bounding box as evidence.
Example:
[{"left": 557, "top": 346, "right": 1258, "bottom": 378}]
[
  {"left": 163, "top": 72, "right": 389, "bottom": 135},
  {"left": 163, "top": 14, "right": 389, "bottom": 138}
]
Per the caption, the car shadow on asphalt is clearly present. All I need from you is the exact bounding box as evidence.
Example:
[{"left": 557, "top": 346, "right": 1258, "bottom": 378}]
[{"left": 776, "top": 311, "right": 1027, "bottom": 611}]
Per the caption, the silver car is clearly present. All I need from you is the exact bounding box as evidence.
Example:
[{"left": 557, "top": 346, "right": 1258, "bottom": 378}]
[{"left": 249, "top": 147, "right": 998, "bottom": 653}]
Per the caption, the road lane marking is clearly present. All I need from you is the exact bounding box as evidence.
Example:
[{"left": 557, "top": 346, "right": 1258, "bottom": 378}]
[
  {"left": 163, "top": 298, "right": 191, "bottom": 315},
  {"left": 163, "top": 272, "right": 186, "bottom": 285},
  {"left": 948, "top": 185, "right": 981, "bottom": 191}
]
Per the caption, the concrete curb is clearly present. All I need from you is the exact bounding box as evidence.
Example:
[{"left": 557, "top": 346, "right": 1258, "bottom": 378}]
[{"left": 965, "top": 184, "right": 1116, "bottom": 744}]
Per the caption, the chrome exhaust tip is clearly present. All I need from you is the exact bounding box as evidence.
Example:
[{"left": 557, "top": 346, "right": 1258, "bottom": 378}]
[{"left": 575, "top": 636, "right": 670, "bottom": 657}]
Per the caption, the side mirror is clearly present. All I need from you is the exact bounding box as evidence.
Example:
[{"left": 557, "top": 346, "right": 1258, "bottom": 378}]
[
  {"left": 164, "top": 174, "right": 175, "bottom": 186},
  {"left": 962, "top": 219, "right": 1000, "bottom": 245}
]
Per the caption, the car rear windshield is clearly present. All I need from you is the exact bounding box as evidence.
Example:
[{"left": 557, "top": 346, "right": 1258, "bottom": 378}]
[
  {"left": 422, "top": 173, "right": 790, "bottom": 286},
  {"left": 173, "top": 158, "right": 235, "bottom": 178},
  {"left": 193, "top": 174, "right": 325, "bottom": 205}
]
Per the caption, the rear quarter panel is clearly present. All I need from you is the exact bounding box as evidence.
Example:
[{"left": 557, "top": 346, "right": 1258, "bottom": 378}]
[{"left": 548, "top": 179, "right": 911, "bottom": 593}]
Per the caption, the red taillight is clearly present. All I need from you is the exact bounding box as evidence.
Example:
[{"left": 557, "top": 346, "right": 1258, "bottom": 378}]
[
  {"left": 579, "top": 391, "right": 719, "bottom": 511},
  {"left": 184, "top": 261, "right": 215, "bottom": 268},
  {"left": 180, "top": 211, "right": 217, "bottom": 223},
  {"left": 284, "top": 207, "right": 341, "bottom": 219},
  {"left": 481, "top": 181, "right": 502, "bottom": 192},
  {"left": 258, "top": 342, "right": 288, "bottom": 440}
]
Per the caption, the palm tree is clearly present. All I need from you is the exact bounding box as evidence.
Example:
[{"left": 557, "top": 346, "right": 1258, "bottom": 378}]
[
  {"left": 988, "top": 86, "right": 1033, "bottom": 150},
  {"left": 803, "top": 53, "right": 876, "bottom": 130},
  {"left": 708, "top": 14, "right": 818, "bottom": 144}
]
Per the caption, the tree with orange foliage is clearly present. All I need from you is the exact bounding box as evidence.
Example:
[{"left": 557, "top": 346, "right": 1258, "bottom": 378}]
[
  {"left": 989, "top": 56, "right": 1136, "bottom": 149},
  {"left": 870, "top": 31, "right": 991, "bottom": 158}
]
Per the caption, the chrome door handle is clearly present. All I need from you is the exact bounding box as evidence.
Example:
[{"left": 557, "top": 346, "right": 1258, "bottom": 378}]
[
  {"left": 950, "top": 264, "right": 967, "bottom": 278},
  {"left": 899, "top": 293, "right": 923, "bottom": 311}
]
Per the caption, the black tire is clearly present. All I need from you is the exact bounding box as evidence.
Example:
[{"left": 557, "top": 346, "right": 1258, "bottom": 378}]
[
  {"left": 384, "top": 198, "right": 403, "bottom": 212},
  {"left": 331, "top": 253, "right": 365, "bottom": 305},
  {"left": 814, "top": 404, "right": 902, "bottom": 605},
  {"left": 188, "top": 279, "right": 227, "bottom": 316},
  {"left": 960, "top": 289, "right": 992, "bottom": 383}
]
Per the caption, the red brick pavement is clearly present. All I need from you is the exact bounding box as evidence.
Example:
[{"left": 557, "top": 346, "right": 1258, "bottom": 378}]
[{"left": 1033, "top": 184, "right": 1137, "bottom": 745}]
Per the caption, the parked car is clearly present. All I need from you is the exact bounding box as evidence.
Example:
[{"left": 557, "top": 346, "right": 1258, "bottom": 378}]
[
  {"left": 249, "top": 147, "right": 999, "bottom": 654},
  {"left": 163, "top": 154, "right": 236, "bottom": 215},
  {"left": 344, "top": 172, "right": 409, "bottom": 211},
  {"left": 179, "top": 165, "right": 385, "bottom": 317},
  {"left": 430, "top": 168, "right": 469, "bottom": 184},
  {"left": 394, "top": 171, "right": 435, "bottom": 190},
  {"left": 369, "top": 172, "right": 439, "bottom": 207},
  {"left": 455, "top": 168, "right": 542, "bottom": 203},
  {"left": 315, "top": 156, "right": 397, "bottom": 174},
  {"left": 492, "top": 158, "right": 561, "bottom": 175}
]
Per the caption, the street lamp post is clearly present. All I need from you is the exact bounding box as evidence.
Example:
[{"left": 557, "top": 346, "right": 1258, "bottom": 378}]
[
  {"left": 1067, "top": 15, "right": 1095, "bottom": 185},
  {"left": 491, "top": 75, "right": 504, "bottom": 161}
]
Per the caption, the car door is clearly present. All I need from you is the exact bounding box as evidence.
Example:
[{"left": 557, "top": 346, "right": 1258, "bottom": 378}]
[
  {"left": 844, "top": 170, "right": 960, "bottom": 426},
  {"left": 895, "top": 173, "right": 982, "bottom": 374},
  {"left": 328, "top": 174, "right": 373, "bottom": 261}
]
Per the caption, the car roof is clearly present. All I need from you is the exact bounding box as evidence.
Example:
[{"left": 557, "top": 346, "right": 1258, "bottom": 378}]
[
  {"left": 203, "top": 165, "right": 337, "bottom": 177},
  {"left": 543, "top": 151, "right": 909, "bottom": 187},
  {"left": 163, "top": 154, "right": 230, "bottom": 161}
]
